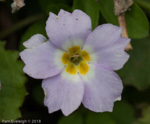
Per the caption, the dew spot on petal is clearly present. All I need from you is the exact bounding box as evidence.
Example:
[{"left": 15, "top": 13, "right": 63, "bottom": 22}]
[
  {"left": 56, "top": 16, "right": 59, "bottom": 20},
  {"left": 115, "top": 52, "right": 120, "bottom": 56}
]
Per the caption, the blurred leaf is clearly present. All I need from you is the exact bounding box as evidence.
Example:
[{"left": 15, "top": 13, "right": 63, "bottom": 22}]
[
  {"left": 38, "top": 0, "right": 70, "bottom": 14},
  {"left": 45, "top": 3, "right": 71, "bottom": 15},
  {"left": 122, "top": 86, "right": 150, "bottom": 104},
  {"left": 99, "top": 0, "right": 118, "bottom": 25},
  {"left": 112, "top": 101, "right": 135, "bottom": 124},
  {"left": 19, "top": 19, "right": 47, "bottom": 51},
  {"left": 133, "top": 122, "right": 145, "bottom": 124},
  {"left": 17, "top": 0, "right": 42, "bottom": 16},
  {"left": 134, "top": 0, "right": 150, "bottom": 16},
  {"left": 134, "top": 122, "right": 146, "bottom": 124},
  {"left": 0, "top": 42, "right": 27, "bottom": 121},
  {"left": 86, "top": 112, "right": 116, "bottom": 124},
  {"left": 125, "top": 4, "right": 149, "bottom": 38},
  {"left": 99, "top": 0, "right": 149, "bottom": 38},
  {"left": 58, "top": 113, "right": 83, "bottom": 124},
  {"left": 32, "top": 84, "right": 44, "bottom": 105},
  {"left": 58, "top": 101, "right": 134, "bottom": 124},
  {"left": 134, "top": 106, "right": 150, "bottom": 124},
  {"left": 135, "top": 0, "right": 150, "bottom": 11},
  {"left": 138, "top": 106, "right": 150, "bottom": 123},
  {"left": 118, "top": 38, "right": 150, "bottom": 90},
  {"left": 73, "top": 0, "right": 99, "bottom": 29}
]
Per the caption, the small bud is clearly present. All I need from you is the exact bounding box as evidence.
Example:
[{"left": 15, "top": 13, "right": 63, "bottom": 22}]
[
  {"left": 11, "top": 0, "right": 25, "bottom": 13},
  {"left": 114, "top": 0, "right": 133, "bottom": 16}
]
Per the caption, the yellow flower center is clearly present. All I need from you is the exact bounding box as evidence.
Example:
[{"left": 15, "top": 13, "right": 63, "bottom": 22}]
[{"left": 62, "top": 46, "right": 90, "bottom": 75}]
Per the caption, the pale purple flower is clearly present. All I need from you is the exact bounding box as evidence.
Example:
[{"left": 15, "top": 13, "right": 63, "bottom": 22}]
[{"left": 20, "top": 9, "right": 130, "bottom": 116}]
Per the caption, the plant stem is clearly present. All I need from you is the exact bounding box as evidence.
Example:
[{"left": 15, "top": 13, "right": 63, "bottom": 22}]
[
  {"left": 134, "top": 0, "right": 150, "bottom": 11},
  {"left": 118, "top": 14, "right": 133, "bottom": 51},
  {"left": 113, "top": 0, "right": 133, "bottom": 51}
]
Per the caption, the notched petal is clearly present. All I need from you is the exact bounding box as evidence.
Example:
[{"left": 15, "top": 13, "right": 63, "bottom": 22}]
[
  {"left": 42, "top": 73, "right": 84, "bottom": 116},
  {"left": 82, "top": 64, "right": 123, "bottom": 112},
  {"left": 23, "top": 34, "right": 47, "bottom": 49},
  {"left": 46, "top": 9, "right": 92, "bottom": 50},
  {"left": 20, "top": 41, "right": 64, "bottom": 79},
  {"left": 84, "top": 24, "right": 130, "bottom": 70}
]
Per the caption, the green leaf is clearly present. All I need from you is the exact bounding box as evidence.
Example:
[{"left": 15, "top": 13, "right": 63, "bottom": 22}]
[
  {"left": 72, "top": 0, "right": 100, "bottom": 29},
  {"left": 32, "top": 84, "right": 44, "bottom": 105},
  {"left": 86, "top": 112, "right": 116, "bottom": 124},
  {"left": 135, "top": 0, "right": 150, "bottom": 12},
  {"left": 125, "top": 4, "right": 149, "bottom": 38},
  {"left": 118, "top": 38, "right": 150, "bottom": 90},
  {"left": 99, "top": 0, "right": 118, "bottom": 25},
  {"left": 0, "top": 42, "right": 27, "bottom": 121},
  {"left": 99, "top": 0, "right": 149, "bottom": 38},
  {"left": 19, "top": 19, "right": 47, "bottom": 51},
  {"left": 112, "top": 101, "right": 135, "bottom": 124},
  {"left": 58, "top": 101, "right": 134, "bottom": 124},
  {"left": 38, "top": 0, "right": 70, "bottom": 14},
  {"left": 134, "top": 122, "right": 145, "bottom": 124},
  {"left": 45, "top": 3, "right": 71, "bottom": 15},
  {"left": 139, "top": 106, "right": 150, "bottom": 123},
  {"left": 58, "top": 113, "right": 83, "bottom": 124},
  {"left": 134, "top": 105, "right": 150, "bottom": 124}
]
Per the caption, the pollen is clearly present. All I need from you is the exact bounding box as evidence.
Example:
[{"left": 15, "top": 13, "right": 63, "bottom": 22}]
[{"left": 62, "top": 46, "right": 90, "bottom": 75}]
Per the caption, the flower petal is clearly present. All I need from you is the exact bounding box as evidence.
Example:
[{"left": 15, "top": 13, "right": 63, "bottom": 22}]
[
  {"left": 82, "top": 64, "right": 123, "bottom": 112},
  {"left": 46, "top": 9, "right": 92, "bottom": 50},
  {"left": 20, "top": 40, "right": 64, "bottom": 79},
  {"left": 83, "top": 24, "right": 130, "bottom": 70},
  {"left": 42, "top": 70, "right": 84, "bottom": 116},
  {"left": 23, "top": 34, "right": 47, "bottom": 49}
]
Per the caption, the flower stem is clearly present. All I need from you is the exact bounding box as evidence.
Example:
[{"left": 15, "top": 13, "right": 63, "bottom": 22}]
[
  {"left": 113, "top": 0, "right": 133, "bottom": 51},
  {"left": 0, "top": 13, "right": 46, "bottom": 39},
  {"left": 118, "top": 14, "right": 133, "bottom": 51}
]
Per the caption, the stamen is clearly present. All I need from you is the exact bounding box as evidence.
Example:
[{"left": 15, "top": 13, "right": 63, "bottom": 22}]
[
  {"left": 71, "top": 54, "right": 80, "bottom": 58},
  {"left": 62, "top": 46, "right": 90, "bottom": 75}
]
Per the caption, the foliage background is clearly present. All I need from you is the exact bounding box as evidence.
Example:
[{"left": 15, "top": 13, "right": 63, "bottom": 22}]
[{"left": 0, "top": 0, "right": 150, "bottom": 123}]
